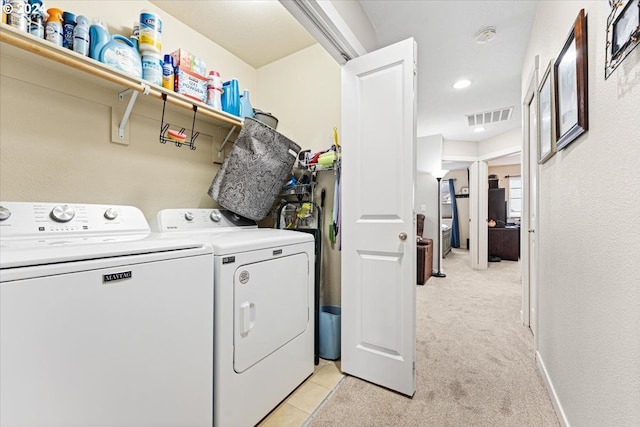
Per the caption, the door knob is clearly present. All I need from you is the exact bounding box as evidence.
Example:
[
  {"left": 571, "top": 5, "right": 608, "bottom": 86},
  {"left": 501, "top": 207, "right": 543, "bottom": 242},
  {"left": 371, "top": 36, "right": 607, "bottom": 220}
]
[
  {"left": 528, "top": 229, "right": 535, "bottom": 233},
  {"left": 399, "top": 232, "right": 407, "bottom": 241}
]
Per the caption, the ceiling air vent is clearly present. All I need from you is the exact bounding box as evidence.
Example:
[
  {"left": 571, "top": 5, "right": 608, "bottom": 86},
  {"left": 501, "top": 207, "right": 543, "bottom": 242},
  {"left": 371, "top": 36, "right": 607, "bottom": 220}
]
[{"left": 466, "top": 107, "right": 514, "bottom": 126}]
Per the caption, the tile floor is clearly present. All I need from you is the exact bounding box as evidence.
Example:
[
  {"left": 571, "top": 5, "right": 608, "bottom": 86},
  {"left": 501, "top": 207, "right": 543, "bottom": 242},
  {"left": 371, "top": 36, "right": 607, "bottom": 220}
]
[{"left": 257, "top": 359, "right": 344, "bottom": 427}]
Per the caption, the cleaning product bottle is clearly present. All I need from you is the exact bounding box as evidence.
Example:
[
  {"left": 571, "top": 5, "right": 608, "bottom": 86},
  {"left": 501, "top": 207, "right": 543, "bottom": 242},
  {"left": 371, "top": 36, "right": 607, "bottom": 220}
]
[
  {"left": 100, "top": 35, "right": 142, "bottom": 79},
  {"left": 130, "top": 21, "right": 139, "bottom": 51},
  {"left": 28, "top": 0, "right": 44, "bottom": 39},
  {"left": 138, "top": 10, "right": 162, "bottom": 54},
  {"left": 44, "top": 8, "right": 63, "bottom": 46},
  {"left": 207, "top": 70, "right": 222, "bottom": 109},
  {"left": 73, "top": 15, "right": 90, "bottom": 56},
  {"left": 7, "top": 0, "right": 28, "bottom": 32},
  {"left": 240, "top": 89, "right": 254, "bottom": 119},
  {"left": 62, "top": 11, "right": 76, "bottom": 50},
  {"left": 162, "top": 54, "right": 174, "bottom": 90},
  {"left": 89, "top": 19, "right": 109, "bottom": 60},
  {"left": 141, "top": 51, "right": 162, "bottom": 86},
  {"left": 221, "top": 79, "right": 240, "bottom": 116}
]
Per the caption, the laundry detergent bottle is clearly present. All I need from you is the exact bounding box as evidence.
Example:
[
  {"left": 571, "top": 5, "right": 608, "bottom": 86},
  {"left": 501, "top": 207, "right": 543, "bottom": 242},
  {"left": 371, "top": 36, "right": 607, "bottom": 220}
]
[
  {"left": 89, "top": 19, "right": 110, "bottom": 60},
  {"left": 240, "top": 90, "right": 254, "bottom": 119},
  {"left": 221, "top": 79, "right": 240, "bottom": 117}
]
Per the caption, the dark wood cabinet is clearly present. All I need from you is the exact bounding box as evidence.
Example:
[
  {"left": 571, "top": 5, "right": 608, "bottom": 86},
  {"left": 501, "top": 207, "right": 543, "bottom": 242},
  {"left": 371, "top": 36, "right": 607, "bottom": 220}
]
[
  {"left": 488, "top": 188, "right": 506, "bottom": 223},
  {"left": 488, "top": 227, "right": 520, "bottom": 261}
]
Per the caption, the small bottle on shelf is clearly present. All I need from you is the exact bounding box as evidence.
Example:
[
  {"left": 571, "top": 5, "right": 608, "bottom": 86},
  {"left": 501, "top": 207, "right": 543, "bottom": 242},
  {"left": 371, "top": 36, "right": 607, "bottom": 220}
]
[
  {"left": 28, "top": 0, "right": 45, "bottom": 38},
  {"left": 62, "top": 11, "right": 76, "bottom": 50},
  {"left": 162, "top": 54, "right": 174, "bottom": 90},
  {"left": 207, "top": 70, "right": 222, "bottom": 110},
  {"left": 72, "top": 15, "right": 90, "bottom": 56},
  {"left": 45, "top": 8, "right": 64, "bottom": 46},
  {"left": 240, "top": 89, "right": 254, "bottom": 119}
]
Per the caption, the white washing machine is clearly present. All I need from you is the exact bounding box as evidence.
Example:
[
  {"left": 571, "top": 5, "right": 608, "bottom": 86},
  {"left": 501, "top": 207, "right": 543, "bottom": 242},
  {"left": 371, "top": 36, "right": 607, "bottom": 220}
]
[
  {"left": 0, "top": 202, "right": 215, "bottom": 427},
  {"left": 154, "top": 209, "right": 315, "bottom": 427}
]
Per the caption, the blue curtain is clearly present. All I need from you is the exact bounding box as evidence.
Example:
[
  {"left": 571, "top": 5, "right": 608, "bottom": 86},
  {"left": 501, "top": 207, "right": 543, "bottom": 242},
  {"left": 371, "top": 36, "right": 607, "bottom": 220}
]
[{"left": 448, "top": 179, "right": 460, "bottom": 248}]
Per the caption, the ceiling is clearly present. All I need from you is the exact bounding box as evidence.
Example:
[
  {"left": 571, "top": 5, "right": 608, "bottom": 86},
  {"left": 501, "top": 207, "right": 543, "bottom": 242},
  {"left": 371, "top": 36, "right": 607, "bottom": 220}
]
[
  {"left": 149, "top": 0, "right": 317, "bottom": 68},
  {"left": 151, "top": 0, "right": 537, "bottom": 155}
]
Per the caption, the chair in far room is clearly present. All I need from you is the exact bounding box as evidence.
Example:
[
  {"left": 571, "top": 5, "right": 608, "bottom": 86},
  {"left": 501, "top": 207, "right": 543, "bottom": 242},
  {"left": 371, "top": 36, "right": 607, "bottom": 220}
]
[{"left": 416, "top": 214, "right": 433, "bottom": 285}]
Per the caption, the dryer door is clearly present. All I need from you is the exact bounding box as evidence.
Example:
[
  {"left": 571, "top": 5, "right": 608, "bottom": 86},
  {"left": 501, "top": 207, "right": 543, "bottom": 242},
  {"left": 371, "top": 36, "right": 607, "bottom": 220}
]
[{"left": 234, "top": 253, "right": 310, "bottom": 373}]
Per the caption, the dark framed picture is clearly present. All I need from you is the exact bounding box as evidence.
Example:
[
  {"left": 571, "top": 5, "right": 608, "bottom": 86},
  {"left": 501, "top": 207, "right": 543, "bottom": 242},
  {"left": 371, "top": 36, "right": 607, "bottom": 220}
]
[
  {"left": 537, "top": 61, "right": 555, "bottom": 163},
  {"left": 606, "top": 0, "right": 640, "bottom": 78},
  {"left": 554, "top": 9, "right": 588, "bottom": 150}
]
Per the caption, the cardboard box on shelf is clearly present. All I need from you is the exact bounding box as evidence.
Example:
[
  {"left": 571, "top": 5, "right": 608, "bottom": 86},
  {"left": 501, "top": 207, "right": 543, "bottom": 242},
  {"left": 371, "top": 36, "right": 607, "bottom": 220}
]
[
  {"left": 170, "top": 48, "right": 206, "bottom": 77},
  {"left": 174, "top": 66, "right": 207, "bottom": 103}
]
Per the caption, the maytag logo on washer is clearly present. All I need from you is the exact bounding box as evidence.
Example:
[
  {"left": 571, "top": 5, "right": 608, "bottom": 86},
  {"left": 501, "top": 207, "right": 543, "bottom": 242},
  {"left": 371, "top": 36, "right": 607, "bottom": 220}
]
[
  {"left": 239, "top": 270, "right": 250, "bottom": 284},
  {"left": 103, "top": 271, "right": 132, "bottom": 283}
]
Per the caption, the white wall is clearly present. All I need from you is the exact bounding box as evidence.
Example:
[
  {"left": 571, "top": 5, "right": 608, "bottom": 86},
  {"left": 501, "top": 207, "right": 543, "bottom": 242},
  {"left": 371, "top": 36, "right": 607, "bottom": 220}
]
[
  {"left": 415, "top": 134, "right": 444, "bottom": 261},
  {"left": 443, "top": 139, "right": 478, "bottom": 162},
  {"left": 257, "top": 44, "right": 340, "bottom": 150},
  {"left": 415, "top": 173, "right": 439, "bottom": 239},
  {"left": 524, "top": 2, "right": 640, "bottom": 425},
  {"left": 0, "top": 1, "right": 257, "bottom": 222},
  {"left": 257, "top": 44, "right": 342, "bottom": 307},
  {"left": 478, "top": 127, "right": 521, "bottom": 160}
]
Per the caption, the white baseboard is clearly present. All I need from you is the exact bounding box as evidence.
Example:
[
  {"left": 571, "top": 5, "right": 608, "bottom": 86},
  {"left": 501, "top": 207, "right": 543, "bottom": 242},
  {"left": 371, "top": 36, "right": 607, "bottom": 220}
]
[{"left": 536, "top": 351, "right": 569, "bottom": 427}]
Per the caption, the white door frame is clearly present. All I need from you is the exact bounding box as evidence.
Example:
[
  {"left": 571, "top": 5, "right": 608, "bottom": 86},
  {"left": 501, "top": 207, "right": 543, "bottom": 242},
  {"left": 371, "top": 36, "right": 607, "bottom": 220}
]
[{"left": 521, "top": 56, "right": 539, "bottom": 341}]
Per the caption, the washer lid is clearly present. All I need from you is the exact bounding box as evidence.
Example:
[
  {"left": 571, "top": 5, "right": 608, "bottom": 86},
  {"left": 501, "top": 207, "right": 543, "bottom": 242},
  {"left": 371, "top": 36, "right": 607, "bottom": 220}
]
[
  {"left": 209, "top": 229, "right": 313, "bottom": 255},
  {"left": 0, "top": 235, "right": 211, "bottom": 269}
]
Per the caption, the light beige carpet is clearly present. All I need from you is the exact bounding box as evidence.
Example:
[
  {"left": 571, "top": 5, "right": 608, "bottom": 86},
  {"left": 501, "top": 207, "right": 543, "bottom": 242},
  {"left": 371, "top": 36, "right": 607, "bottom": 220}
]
[{"left": 307, "top": 249, "right": 559, "bottom": 427}]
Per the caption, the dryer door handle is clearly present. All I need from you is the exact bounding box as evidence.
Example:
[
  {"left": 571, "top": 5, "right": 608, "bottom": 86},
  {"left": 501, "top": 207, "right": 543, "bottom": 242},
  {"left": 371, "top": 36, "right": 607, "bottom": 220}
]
[{"left": 239, "top": 301, "right": 256, "bottom": 336}]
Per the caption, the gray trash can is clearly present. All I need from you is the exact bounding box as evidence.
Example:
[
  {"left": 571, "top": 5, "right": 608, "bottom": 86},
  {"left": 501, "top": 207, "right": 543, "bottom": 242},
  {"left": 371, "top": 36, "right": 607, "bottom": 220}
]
[{"left": 318, "top": 305, "right": 341, "bottom": 360}]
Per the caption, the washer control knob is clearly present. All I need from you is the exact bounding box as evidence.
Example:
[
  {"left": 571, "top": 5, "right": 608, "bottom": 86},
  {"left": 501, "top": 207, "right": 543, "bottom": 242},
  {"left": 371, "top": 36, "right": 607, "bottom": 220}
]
[
  {"left": 104, "top": 208, "right": 118, "bottom": 220},
  {"left": 0, "top": 206, "right": 11, "bottom": 221},
  {"left": 50, "top": 205, "right": 75, "bottom": 223},
  {"left": 210, "top": 211, "right": 222, "bottom": 222},
  {"left": 184, "top": 212, "right": 194, "bottom": 221}
]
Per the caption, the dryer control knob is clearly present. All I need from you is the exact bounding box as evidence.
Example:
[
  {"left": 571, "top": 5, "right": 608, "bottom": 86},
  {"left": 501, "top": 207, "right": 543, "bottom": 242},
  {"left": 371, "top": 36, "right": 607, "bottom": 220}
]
[
  {"left": 184, "top": 212, "right": 194, "bottom": 221},
  {"left": 0, "top": 206, "right": 11, "bottom": 221},
  {"left": 210, "top": 211, "right": 222, "bottom": 222},
  {"left": 104, "top": 208, "right": 118, "bottom": 220},
  {"left": 50, "top": 205, "right": 75, "bottom": 223}
]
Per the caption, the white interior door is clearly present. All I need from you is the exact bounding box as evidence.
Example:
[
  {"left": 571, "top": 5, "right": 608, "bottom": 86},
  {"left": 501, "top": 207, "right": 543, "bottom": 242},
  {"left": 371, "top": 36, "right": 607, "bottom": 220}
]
[
  {"left": 341, "top": 37, "right": 416, "bottom": 396},
  {"left": 469, "top": 161, "right": 488, "bottom": 270}
]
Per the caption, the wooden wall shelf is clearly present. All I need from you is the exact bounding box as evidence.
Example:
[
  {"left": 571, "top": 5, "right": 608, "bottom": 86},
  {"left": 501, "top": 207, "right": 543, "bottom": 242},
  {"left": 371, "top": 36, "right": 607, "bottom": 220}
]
[{"left": 0, "top": 24, "right": 243, "bottom": 132}]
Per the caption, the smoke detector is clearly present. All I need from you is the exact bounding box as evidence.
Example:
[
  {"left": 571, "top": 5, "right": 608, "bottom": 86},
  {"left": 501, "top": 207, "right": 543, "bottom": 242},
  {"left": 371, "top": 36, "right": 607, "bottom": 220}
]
[{"left": 475, "top": 27, "right": 497, "bottom": 44}]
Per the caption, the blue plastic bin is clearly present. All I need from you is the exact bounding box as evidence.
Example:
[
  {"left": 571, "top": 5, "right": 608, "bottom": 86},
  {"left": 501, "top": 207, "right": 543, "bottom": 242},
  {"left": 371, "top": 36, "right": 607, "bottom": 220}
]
[{"left": 319, "top": 305, "right": 341, "bottom": 360}]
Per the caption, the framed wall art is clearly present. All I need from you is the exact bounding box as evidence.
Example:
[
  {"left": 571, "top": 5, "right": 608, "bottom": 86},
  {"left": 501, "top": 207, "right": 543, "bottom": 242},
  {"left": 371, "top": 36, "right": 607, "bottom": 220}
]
[
  {"left": 554, "top": 9, "right": 589, "bottom": 150},
  {"left": 537, "top": 61, "right": 555, "bottom": 163},
  {"left": 605, "top": 0, "right": 640, "bottom": 79}
]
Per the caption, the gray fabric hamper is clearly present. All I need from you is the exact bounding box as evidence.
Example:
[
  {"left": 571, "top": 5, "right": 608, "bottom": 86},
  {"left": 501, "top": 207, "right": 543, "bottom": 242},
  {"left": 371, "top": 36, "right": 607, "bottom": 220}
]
[{"left": 208, "top": 118, "right": 300, "bottom": 221}]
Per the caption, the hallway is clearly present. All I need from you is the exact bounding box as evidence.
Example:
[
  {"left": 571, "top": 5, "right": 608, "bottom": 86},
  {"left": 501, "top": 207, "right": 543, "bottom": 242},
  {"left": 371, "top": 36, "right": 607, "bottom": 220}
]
[{"left": 307, "top": 249, "right": 559, "bottom": 426}]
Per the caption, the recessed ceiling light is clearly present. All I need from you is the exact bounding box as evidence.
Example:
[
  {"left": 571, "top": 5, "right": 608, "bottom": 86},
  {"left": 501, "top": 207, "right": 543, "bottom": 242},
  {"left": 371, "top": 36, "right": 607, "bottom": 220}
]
[
  {"left": 453, "top": 79, "right": 472, "bottom": 89},
  {"left": 474, "top": 127, "right": 486, "bottom": 133}
]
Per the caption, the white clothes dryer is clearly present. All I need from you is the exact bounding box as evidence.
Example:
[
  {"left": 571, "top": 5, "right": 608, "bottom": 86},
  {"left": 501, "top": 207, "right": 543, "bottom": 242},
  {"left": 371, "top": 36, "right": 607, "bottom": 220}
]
[
  {"left": 0, "top": 202, "right": 214, "bottom": 427},
  {"left": 155, "top": 209, "right": 315, "bottom": 427}
]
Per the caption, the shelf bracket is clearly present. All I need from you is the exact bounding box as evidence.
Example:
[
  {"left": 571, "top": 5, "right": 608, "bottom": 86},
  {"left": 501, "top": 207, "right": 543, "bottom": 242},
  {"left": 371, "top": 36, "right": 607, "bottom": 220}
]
[
  {"left": 117, "top": 84, "right": 150, "bottom": 140},
  {"left": 218, "top": 126, "right": 237, "bottom": 153}
]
